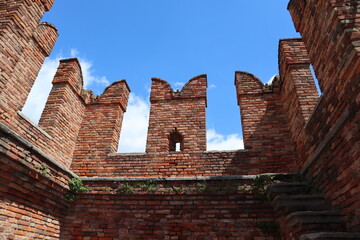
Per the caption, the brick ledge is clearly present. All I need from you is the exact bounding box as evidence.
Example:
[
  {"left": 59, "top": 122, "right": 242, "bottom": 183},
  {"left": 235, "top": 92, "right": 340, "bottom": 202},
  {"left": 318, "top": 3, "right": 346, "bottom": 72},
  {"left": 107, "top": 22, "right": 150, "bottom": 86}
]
[{"left": 0, "top": 121, "right": 78, "bottom": 179}]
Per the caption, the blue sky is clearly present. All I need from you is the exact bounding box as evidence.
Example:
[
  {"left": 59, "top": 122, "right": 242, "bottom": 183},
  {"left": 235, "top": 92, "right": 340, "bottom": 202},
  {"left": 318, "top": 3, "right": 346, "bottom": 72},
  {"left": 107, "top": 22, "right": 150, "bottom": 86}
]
[{"left": 23, "top": 0, "right": 300, "bottom": 152}]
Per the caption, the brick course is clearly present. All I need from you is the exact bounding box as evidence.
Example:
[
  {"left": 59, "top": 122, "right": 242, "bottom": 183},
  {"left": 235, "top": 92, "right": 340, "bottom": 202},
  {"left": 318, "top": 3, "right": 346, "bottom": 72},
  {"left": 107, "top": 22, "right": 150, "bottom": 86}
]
[{"left": 71, "top": 150, "right": 295, "bottom": 178}]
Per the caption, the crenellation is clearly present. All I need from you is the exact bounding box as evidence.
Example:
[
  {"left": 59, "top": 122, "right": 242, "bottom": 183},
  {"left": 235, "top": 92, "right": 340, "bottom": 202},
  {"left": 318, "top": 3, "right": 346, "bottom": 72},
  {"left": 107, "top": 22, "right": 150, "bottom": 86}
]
[
  {"left": 71, "top": 80, "right": 130, "bottom": 168},
  {"left": 39, "top": 58, "right": 86, "bottom": 167},
  {"left": 51, "top": 58, "right": 84, "bottom": 95},
  {"left": 95, "top": 80, "right": 130, "bottom": 110},
  {"left": 234, "top": 71, "right": 265, "bottom": 96},
  {"left": 146, "top": 75, "right": 207, "bottom": 153},
  {"left": 150, "top": 78, "right": 173, "bottom": 101},
  {"left": 0, "top": 0, "right": 55, "bottom": 76},
  {"left": 1, "top": 0, "right": 360, "bottom": 238},
  {"left": 177, "top": 74, "right": 207, "bottom": 99},
  {"left": 235, "top": 71, "right": 296, "bottom": 170},
  {"left": 278, "top": 38, "right": 319, "bottom": 167},
  {"left": 0, "top": 0, "right": 58, "bottom": 120},
  {"left": 0, "top": 26, "right": 59, "bottom": 110},
  {"left": 278, "top": 38, "right": 318, "bottom": 121},
  {"left": 33, "top": 22, "right": 58, "bottom": 56}
]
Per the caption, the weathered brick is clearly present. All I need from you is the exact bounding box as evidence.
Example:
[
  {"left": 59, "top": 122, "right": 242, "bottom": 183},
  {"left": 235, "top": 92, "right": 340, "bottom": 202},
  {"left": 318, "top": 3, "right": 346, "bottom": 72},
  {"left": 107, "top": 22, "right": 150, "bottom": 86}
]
[{"left": 0, "top": 0, "right": 359, "bottom": 239}]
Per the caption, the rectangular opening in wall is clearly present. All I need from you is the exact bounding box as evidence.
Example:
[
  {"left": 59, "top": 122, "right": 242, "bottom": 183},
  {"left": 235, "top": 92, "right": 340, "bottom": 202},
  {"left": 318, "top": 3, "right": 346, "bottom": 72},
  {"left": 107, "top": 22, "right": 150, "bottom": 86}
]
[
  {"left": 117, "top": 93, "right": 149, "bottom": 153},
  {"left": 206, "top": 82, "right": 244, "bottom": 151},
  {"left": 22, "top": 57, "right": 59, "bottom": 124},
  {"left": 175, "top": 142, "right": 181, "bottom": 152}
]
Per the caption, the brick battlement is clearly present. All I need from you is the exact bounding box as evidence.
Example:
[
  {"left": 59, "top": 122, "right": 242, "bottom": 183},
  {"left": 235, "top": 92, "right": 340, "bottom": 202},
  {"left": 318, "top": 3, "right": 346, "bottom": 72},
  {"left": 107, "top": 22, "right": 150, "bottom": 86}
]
[
  {"left": 150, "top": 74, "right": 207, "bottom": 101},
  {"left": 0, "top": 0, "right": 359, "bottom": 239},
  {"left": 147, "top": 75, "right": 207, "bottom": 153}
]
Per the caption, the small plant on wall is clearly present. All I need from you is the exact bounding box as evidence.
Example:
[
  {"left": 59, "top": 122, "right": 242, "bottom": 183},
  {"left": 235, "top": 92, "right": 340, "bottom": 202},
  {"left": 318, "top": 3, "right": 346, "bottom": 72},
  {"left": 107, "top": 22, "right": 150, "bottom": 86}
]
[
  {"left": 137, "top": 180, "right": 158, "bottom": 193},
  {"left": 35, "top": 162, "right": 51, "bottom": 178},
  {"left": 64, "top": 178, "right": 89, "bottom": 202},
  {"left": 117, "top": 182, "right": 135, "bottom": 194},
  {"left": 69, "top": 178, "right": 90, "bottom": 193},
  {"left": 252, "top": 175, "right": 280, "bottom": 195}
]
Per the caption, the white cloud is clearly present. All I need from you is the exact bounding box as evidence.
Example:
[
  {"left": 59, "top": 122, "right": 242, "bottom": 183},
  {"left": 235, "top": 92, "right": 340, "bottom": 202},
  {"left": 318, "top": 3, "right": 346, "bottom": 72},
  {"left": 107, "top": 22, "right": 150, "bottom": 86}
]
[
  {"left": 206, "top": 128, "right": 244, "bottom": 151},
  {"left": 22, "top": 56, "right": 61, "bottom": 123},
  {"left": 22, "top": 49, "right": 109, "bottom": 123},
  {"left": 209, "top": 83, "right": 216, "bottom": 89},
  {"left": 118, "top": 94, "right": 150, "bottom": 153},
  {"left": 70, "top": 48, "right": 79, "bottom": 57},
  {"left": 78, "top": 59, "right": 109, "bottom": 88},
  {"left": 70, "top": 49, "right": 110, "bottom": 88}
]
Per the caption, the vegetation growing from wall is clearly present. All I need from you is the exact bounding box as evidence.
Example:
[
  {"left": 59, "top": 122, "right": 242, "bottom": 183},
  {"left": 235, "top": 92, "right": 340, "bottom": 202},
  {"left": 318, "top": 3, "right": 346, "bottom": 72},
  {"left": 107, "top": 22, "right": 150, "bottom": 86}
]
[{"left": 64, "top": 178, "right": 89, "bottom": 202}]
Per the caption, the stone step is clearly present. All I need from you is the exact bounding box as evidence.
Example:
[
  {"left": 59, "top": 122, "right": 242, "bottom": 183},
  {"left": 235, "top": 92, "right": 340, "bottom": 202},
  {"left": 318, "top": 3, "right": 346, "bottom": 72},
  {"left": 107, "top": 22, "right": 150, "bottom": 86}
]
[
  {"left": 272, "top": 194, "right": 327, "bottom": 215},
  {"left": 287, "top": 211, "right": 346, "bottom": 232},
  {"left": 266, "top": 182, "right": 309, "bottom": 199},
  {"left": 299, "top": 232, "right": 360, "bottom": 240}
]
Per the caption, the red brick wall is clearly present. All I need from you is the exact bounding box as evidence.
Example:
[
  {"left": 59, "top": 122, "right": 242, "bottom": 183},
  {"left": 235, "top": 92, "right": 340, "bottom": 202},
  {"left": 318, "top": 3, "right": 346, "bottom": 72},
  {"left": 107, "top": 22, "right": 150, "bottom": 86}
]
[
  {"left": 0, "top": 4, "right": 114, "bottom": 238},
  {"left": 71, "top": 150, "right": 295, "bottom": 177},
  {"left": 235, "top": 71, "right": 296, "bottom": 171},
  {"left": 146, "top": 75, "right": 207, "bottom": 153},
  {"left": 61, "top": 190, "right": 277, "bottom": 239},
  {"left": 1, "top": 0, "right": 360, "bottom": 238},
  {"left": 70, "top": 73, "right": 298, "bottom": 177},
  {"left": 0, "top": 20, "right": 57, "bottom": 112},
  {"left": 71, "top": 80, "right": 130, "bottom": 168},
  {"left": 0, "top": 0, "right": 54, "bottom": 90},
  {"left": 0, "top": 123, "right": 281, "bottom": 240},
  {"left": 0, "top": 0, "right": 69, "bottom": 166},
  {"left": 278, "top": 38, "right": 319, "bottom": 160},
  {"left": 0, "top": 122, "right": 73, "bottom": 239},
  {"left": 1, "top": 20, "right": 58, "bottom": 113},
  {"left": 39, "top": 59, "right": 88, "bottom": 167},
  {"left": 288, "top": 0, "right": 360, "bottom": 94},
  {"left": 0, "top": 163, "right": 64, "bottom": 240},
  {"left": 288, "top": 0, "right": 360, "bottom": 231}
]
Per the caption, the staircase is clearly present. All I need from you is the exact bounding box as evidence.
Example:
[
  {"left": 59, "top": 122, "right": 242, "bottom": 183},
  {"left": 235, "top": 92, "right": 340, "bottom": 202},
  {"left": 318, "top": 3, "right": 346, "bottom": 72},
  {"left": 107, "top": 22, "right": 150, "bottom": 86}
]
[{"left": 266, "top": 182, "right": 360, "bottom": 240}]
